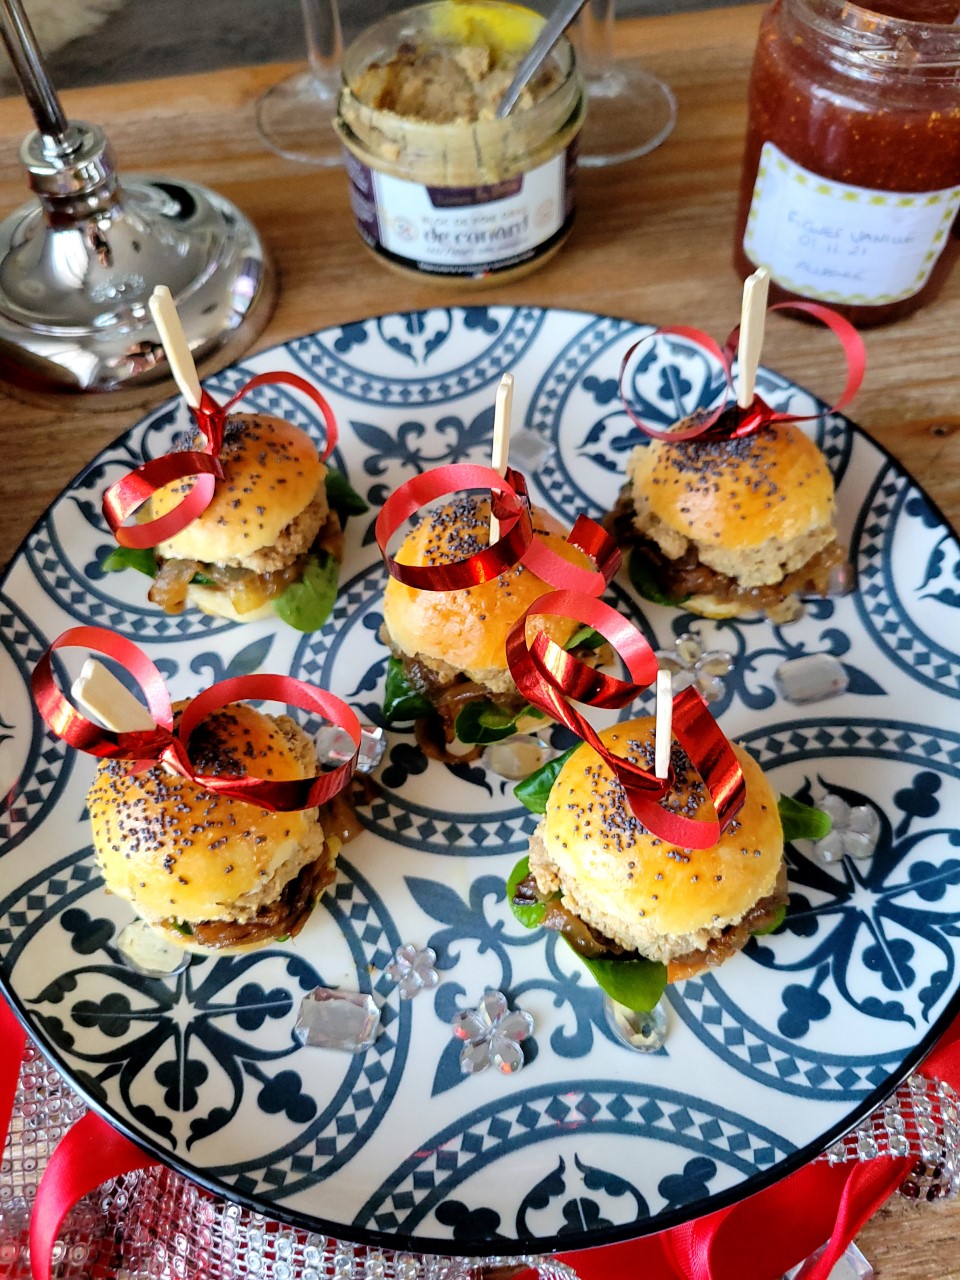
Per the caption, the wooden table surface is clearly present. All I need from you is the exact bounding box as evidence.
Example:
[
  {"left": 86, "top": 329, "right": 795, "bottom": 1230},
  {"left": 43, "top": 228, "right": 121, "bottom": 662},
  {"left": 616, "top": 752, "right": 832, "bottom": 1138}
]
[{"left": 1, "top": 5, "right": 959, "bottom": 1276}]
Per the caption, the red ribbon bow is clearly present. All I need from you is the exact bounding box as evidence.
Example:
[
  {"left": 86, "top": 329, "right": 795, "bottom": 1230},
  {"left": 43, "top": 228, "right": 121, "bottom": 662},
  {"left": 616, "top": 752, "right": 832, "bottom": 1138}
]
[
  {"left": 375, "top": 462, "right": 621, "bottom": 596},
  {"left": 102, "top": 371, "right": 340, "bottom": 549},
  {"left": 31, "top": 626, "right": 361, "bottom": 811},
  {"left": 619, "top": 302, "right": 866, "bottom": 443},
  {"left": 506, "top": 590, "right": 745, "bottom": 848}
]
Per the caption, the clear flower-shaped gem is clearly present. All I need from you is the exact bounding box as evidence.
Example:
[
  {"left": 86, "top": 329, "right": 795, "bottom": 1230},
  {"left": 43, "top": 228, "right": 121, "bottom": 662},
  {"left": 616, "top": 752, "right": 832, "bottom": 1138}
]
[
  {"left": 452, "top": 989, "right": 534, "bottom": 1075},
  {"left": 386, "top": 944, "right": 439, "bottom": 999},
  {"left": 656, "top": 631, "right": 733, "bottom": 703},
  {"left": 811, "top": 793, "right": 881, "bottom": 863}
]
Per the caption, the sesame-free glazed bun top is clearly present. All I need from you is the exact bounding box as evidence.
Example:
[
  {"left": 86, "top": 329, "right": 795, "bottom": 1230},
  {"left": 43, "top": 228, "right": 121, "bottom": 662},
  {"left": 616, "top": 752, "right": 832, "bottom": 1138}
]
[
  {"left": 87, "top": 702, "right": 334, "bottom": 948},
  {"left": 382, "top": 494, "right": 589, "bottom": 683},
  {"left": 152, "top": 414, "right": 327, "bottom": 565},
  {"left": 528, "top": 718, "right": 784, "bottom": 965}
]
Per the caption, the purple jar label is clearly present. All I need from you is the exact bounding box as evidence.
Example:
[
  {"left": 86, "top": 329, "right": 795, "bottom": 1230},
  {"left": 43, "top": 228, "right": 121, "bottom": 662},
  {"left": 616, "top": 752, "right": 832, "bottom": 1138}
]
[
  {"left": 343, "top": 143, "right": 577, "bottom": 276},
  {"left": 425, "top": 176, "right": 524, "bottom": 207}
]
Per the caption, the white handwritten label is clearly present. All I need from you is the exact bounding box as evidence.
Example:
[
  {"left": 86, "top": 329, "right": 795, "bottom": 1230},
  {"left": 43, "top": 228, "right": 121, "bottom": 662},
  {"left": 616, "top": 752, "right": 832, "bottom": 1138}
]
[{"left": 743, "top": 141, "right": 960, "bottom": 306}]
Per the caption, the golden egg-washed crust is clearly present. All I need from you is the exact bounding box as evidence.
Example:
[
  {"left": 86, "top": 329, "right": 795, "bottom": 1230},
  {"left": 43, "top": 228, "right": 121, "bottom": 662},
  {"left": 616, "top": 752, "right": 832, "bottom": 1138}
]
[
  {"left": 625, "top": 424, "right": 836, "bottom": 564},
  {"left": 153, "top": 414, "right": 326, "bottom": 565},
  {"left": 87, "top": 703, "right": 324, "bottom": 925},
  {"left": 383, "top": 496, "right": 587, "bottom": 678},
  {"left": 533, "top": 718, "right": 783, "bottom": 961}
]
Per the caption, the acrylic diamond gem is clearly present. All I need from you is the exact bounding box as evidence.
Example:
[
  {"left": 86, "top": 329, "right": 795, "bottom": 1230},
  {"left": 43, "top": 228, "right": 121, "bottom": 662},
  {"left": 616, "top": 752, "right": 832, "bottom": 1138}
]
[
  {"left": 295, "top": 988, "right": 380, "bottom": 1052},
  {"left": 810, "top": 794, "right": 881, "bottom": 864},
  {"left": 117, "top": 920, "right": 190, "bottom": 978},
  {"left": 314, "top": 724, "right": 385, "bottom": 773},
  {"left": 509, "top": 429, "right": 555, "bottom": 471},
  {"left": 484, "top": 735, "right": 549, "bottom": 780},
  {"left": 655, "top": 632, "right": 734, "bottom": 703},
  {"left": 774, "top": 653, "right": 849, "bottom": 705},
  {"left": 452, "top": 989, "right": 534, "bottom": 1075},
  {"left": 604, "top": 996, "right": 668, "bottom": 1052},
  {"left": 386, "top": 944, "right": 439, "bottom": 999},
  {"left": 784, "top": 1241, "right": 873, "bottom": 1280}
]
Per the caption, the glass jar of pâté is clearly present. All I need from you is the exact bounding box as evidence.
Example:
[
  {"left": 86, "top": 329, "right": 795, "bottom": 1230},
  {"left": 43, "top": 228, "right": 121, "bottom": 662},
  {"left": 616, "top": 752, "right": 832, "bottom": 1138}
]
[{"left": 335, "top": 1, "right": 584, "bottom": 285}]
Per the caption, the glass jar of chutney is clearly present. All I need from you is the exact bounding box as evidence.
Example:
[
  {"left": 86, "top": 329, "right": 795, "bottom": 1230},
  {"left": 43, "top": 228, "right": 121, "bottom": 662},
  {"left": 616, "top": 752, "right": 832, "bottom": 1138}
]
[{"left": 734, "top": 0, "right": 960, "bottom": 326}]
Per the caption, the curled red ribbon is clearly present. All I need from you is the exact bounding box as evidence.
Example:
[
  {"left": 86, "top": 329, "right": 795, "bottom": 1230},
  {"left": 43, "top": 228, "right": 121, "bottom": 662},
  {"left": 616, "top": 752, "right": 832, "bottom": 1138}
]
[
  {"left": 619, "top": 302, "right": 865, "bottom": 443},
  {"left": 31, "top": 626, "right": 360, "bottom": 811},
  {"left": 103, "top": 371, "right": 340, "bottom": 549},
  {"left": 375, "top": 462, "right": 621, "bottom": 596},
  {"left": 506, "top": 590, "right": 745, "bottom": 848}
]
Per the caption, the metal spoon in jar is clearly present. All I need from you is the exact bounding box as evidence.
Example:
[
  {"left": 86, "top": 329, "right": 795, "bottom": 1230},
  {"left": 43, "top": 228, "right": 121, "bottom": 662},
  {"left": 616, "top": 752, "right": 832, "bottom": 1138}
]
[{"left": 495, "top": 0, "right": 590, "bottom": 118}]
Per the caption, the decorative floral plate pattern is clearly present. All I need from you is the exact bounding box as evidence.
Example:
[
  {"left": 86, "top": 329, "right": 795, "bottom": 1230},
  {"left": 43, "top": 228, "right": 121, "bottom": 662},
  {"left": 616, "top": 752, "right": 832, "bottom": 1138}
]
[{"left": 1, "top": 306, "right": 960, "bottom": 1255}]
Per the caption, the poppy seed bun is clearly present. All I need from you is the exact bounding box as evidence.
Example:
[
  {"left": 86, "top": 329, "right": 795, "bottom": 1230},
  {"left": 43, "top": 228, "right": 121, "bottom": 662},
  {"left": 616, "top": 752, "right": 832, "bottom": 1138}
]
[
  {"left": 529, "top": 718, "right": 783, "bottom": 964},
  {"left": 153, "top": 414, "right": 328, "bottom": 567},
  {"left": 87, "top": 702, "right": 337, "bottom": 950},
  {"left": 623, "top": 424, "right": 839, "bottom": 620},
  {"left": 382, "top": 495, "right": 588, "bottom": 693}
]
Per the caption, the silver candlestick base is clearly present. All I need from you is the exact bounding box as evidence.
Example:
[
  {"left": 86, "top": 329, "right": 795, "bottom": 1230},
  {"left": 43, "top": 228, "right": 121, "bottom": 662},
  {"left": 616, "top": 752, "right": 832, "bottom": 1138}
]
[{"left": 0, "top": 120, "right": 275, "bottom": 403}]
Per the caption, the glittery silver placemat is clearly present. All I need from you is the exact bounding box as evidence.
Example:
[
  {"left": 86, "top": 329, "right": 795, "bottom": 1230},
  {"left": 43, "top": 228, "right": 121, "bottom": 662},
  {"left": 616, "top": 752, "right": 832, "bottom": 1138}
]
[
  {"left": 2, "top": 1035, "right": 957, "bottom": 1278},
  {"left": 0, "top": 1038, "right": 579, "bottom": 1279}
]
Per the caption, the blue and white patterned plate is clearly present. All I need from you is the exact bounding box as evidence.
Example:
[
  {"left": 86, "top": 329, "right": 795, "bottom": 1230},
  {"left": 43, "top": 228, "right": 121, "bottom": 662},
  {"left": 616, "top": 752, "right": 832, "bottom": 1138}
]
[{"left": 2, "top": 306, "right": 960, "bottom": 1255}]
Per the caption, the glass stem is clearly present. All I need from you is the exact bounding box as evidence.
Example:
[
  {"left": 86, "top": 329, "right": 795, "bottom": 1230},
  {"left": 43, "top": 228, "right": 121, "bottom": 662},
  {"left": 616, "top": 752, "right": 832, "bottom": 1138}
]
[
  {"left": 0, "top": 0, "right": 70, "bottom": 144},
  {"left": 575, "top": 0, "right": 615, "bottom": 80},
  {"left": 301, "top": 0, "right": 343, "bottom": 82}
]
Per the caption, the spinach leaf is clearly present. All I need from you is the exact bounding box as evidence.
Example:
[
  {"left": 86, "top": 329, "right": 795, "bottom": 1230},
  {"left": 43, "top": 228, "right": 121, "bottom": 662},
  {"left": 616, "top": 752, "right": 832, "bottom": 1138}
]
[
  {"left": 273, "top": 550, "right": 339, "bottom": 632},
  {"left": 100, "top": 546, "right": 158, "bottom": 578},
  {"left": 324, "top": 470, "right": 368, "bottom": 520},
  {"left": 579, "top": 954, "right": 668, "bottom": 1012},
  {"left": 513, "top": 746, "right": 578, "bottom": 814},
  {"left": 505, "top": 856, "right": 668, "bottom": 1011},
  {"left": 628, "top": 549, "right": 690, "bottom": 608},
  {"left": 454, "top": 700, "right": 544, "bottom": 745},
  {"left": 505, "top": 856, "right": 547, "bottom": 928},
  {"left": 564, "top": 625, "right": 606, "bottom": 652},
  {"left": 778, "top": 794, "right": 833, "bottom": 843},
  {"left": 752, "top": 903, "right": 787, "bottom": 936},
  {"left": 382, "top": 657, "right": 433, "bottom": 722}
]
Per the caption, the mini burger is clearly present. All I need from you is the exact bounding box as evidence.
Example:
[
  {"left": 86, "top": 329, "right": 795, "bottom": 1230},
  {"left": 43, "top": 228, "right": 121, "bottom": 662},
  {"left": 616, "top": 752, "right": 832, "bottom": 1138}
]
[
  {"left": 610, "top": 424, "right": 846, "bottom": 623},
  {"left": 87, "top": 701, "right": 348, "bottom": 953},
  {"left": 380, "top": 494, "right": 603, "bottom": 749},
  {"left": 104, "top": 414, "right": 365, "bottom": 631},
  {"left": 508, "top": 718, "right": 826, "bottom": 1011}
]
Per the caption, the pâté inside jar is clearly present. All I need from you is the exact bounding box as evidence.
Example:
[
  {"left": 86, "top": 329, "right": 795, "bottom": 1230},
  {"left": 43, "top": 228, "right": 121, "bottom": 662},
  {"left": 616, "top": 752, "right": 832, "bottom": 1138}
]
[
  {"left": 335, "top": 1, "right": 584, "bottom": 284},
  {"left": 735, "top": 0, "right": 960, "bottom": 326}
]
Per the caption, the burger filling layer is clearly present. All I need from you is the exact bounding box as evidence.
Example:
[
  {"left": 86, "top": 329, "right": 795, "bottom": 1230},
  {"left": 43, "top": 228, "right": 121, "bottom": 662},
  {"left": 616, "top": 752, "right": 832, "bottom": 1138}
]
[
  {"left": 607, "top": 486, "right": 844, "bottom": 616},
  {"left": 383, "top": 625, "right": 527, "bottom": 719},
  {"left": 150, "top": 499, "right": 341, "bottom": 616},
  {"left": 523, "top": 823, "right": 788, "bottom": 974},
  {"left": 177, "top": 843, "right": 337, "bottom": 950}
]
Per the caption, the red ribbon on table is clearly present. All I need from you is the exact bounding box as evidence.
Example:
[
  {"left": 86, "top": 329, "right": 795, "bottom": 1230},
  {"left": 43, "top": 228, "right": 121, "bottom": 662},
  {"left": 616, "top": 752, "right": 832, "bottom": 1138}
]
[
  {"left": 375, "top": 462, "right": 621, "bottom": 597},
  {"left": 619, "top": 302, "right": 866, "bottom": 443},
  {"left": 3, "top": 990, "right": 959, "bottom": 1280},
  {"left": 505, "top": 589, "right": 745, "bottom": 849},
  {"left": 102, "top": 371, "right": 340, "bottom": 549},
  {"left": 31, "top": 625, "right": 361, "bottom": 812}
]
